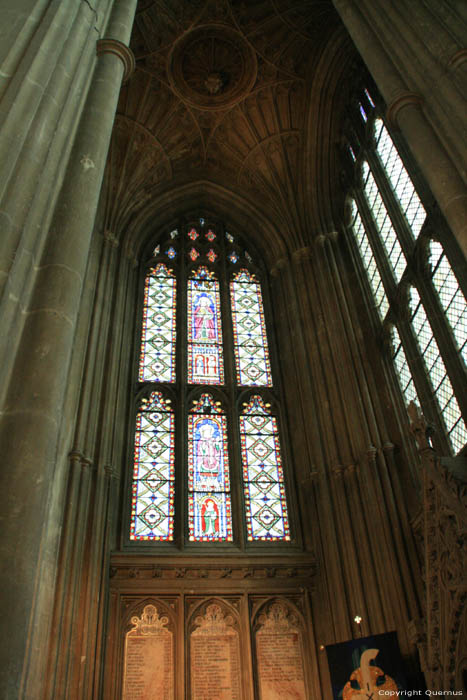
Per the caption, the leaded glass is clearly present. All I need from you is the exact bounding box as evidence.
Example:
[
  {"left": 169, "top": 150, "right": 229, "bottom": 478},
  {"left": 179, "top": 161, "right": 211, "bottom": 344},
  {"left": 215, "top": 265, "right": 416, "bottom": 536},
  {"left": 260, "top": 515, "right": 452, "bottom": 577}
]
[
  {"left": 207, "top": 249, "right": 217, "bottom": 263},
  {"left": 410, "top": 287, "right": 466, "bottom": 453},
  {"left": 206, "top": 230, "right": 216, "bottom": 242},
  {"left": 188, "top": 266, "right": 224, "bottom": 384},
  {"left": 359, "top": 102, "right": 367, "bottom": 122},
  {"left": 228, "top": 252, "right": 238, "bottom": 264},
  {"left": 350, "top": 199, "right": 389, "bottom": 320},
  {"left": 231, "top": 269, "right": 272, "bottom": 386},
  {"left": 166, "top": 246, "right": 176, "bottom": 259},
  {"left": 188, "top": 228, "right": 199, "bottom": 241},
  {"left": 430, "top": 240, "right": 467, "bottom": 365},
  {"left": 139, "top": 264, "right": 176, "bottom": 383},
  {"left": 226, "top": 232, "right": 234, "bottom": 242},
  {"left": 188, "top": 394, "right": 232, "bottom": 541},
  {"left": 130, "top": 392, "right": 175, "bottom": 541},
  {"left": 240, "top": 396, "right": 290, "bottom": 541},
  {"left": 374, "top": 119, "right": 426, "bottom": 237},
  {"left": 153, "top": 244, "right": 160, "bottom": 256},
  {"left": 189, "top": 247, "right": 200, "bottom": 261},
  {"left": 170, "top": 229, "right": 179, "bottom": 239},
  {"left": 390, "top": 325, "right": 419, "bottom": 406},
  {"left": 362, "top": 161, "right": 407, "bottom": 282}
]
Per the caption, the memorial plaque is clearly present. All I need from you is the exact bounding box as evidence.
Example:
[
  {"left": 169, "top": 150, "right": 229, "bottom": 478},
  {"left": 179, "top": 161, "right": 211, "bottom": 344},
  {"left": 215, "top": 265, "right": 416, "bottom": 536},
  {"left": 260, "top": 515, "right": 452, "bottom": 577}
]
[
  {"left": 255, "top": 602, "right": 306, "bottom": 700},
  {"left": 123, "top": 604, "right": 174, "bottom": 700},
  {"left": 190, "top": 603, "right": 242, "bottom": 700}
]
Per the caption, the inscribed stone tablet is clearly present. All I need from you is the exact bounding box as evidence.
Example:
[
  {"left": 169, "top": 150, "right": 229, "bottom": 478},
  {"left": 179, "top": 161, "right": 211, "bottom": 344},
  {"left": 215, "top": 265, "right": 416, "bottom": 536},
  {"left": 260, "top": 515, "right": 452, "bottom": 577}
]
[
  {"left": 190, "top": 603, "right": 242, "bottom": 700},
  {"left": 123, "top": 604, "right": 174, "bottom": 700},
  {"left": 255, "top": 602, "right": 306, "bottom": 700}
]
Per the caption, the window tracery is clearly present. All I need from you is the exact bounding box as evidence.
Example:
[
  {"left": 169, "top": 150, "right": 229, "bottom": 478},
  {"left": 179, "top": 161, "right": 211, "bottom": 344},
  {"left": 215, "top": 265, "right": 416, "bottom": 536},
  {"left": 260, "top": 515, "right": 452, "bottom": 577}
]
[
  {"left": 345, "top": 87, "right": 467, "bottom": 454},
  {"left": 129, "top": 219, "right": 291, "bottom": 545}
]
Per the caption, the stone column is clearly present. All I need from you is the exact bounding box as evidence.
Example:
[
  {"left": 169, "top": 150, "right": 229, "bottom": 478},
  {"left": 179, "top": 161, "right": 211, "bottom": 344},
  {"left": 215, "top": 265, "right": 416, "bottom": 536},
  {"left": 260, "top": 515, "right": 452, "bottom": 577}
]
[
  {"left": 0, "top": 1, "right": 137, "bottom": 697},
  {"left": 332, "top": 0, "right": 467, "bottom": 256}
]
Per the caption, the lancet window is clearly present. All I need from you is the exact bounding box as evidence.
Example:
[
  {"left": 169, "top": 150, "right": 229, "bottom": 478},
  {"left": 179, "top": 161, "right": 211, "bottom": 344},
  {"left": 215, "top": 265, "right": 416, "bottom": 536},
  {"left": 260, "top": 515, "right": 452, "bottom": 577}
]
[
  {"left": 345, "top": 86, "right": 467, "bottom": 455},
  {"left": 128, "top": 220, "right": 291, "bottom": 545}
]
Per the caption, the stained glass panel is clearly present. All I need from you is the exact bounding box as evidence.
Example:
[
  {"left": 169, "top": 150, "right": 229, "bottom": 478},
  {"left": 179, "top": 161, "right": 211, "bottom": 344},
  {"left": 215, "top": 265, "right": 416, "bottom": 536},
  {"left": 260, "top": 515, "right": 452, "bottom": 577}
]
[
  {"left": 240, "top": 396, "right": 290, "bottom": 541},
  {"left": 188, "top": 266, "right": 224, "bottom": 384},
  {"left": 350, "top": 199, "right": 389, "bottom": 320},
  {"left": 189, "top": 247, "right": 200, "bottom": 261},
  {"left": 188, "top": 228, "right": 199, "bottom": 241},
  {"left": 390, "top": 325, "right": 420, "bottom": 406},
  {"left": 130, "top": 392, "right": 174, "bottom": 541},
  {"left": 188, "top": 394, "right": 232, "bottom": 541},
  {"left": 228, "top": 252, "right": 239, "bottom": 264},
  {"left": 374, "top": 119, "right": 426, "bottom": 238},
  {"left": 207, "top": 249, "right": 217, "bottom": 263},
  {"left": 206, "top": 230, "right": 216, "bottom": 241},
  {"left": 230, "top": 269, "right": 272, "bottom": 386},
  {"left": 430, "top": 240, "right": 467, "bottom": 365},
  {"left": 139, "top": 264, "right": 176, "bottom": 382},
  {"left": 362, "top": 161, "right": 407, "bottom": 282},
  {"left": 166, "top": 246, "right": 176, "bottom": 259},
  {"left": 410, "top": 287, "right": 466, "bottom": 453}
]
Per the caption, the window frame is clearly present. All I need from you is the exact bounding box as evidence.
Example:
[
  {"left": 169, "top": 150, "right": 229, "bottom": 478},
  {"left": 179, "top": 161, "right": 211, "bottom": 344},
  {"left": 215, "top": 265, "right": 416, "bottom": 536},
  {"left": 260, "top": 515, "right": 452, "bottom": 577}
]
[{"left": 123, "top": 216, "right": 298, "bottom": 550}]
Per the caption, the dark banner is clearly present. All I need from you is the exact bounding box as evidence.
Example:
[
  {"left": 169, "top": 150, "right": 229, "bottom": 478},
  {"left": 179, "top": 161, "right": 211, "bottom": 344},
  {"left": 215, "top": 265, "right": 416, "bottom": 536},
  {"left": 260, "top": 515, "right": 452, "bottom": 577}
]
[{"left": 326, "top": 632, "right": 407, "bottom": 700}]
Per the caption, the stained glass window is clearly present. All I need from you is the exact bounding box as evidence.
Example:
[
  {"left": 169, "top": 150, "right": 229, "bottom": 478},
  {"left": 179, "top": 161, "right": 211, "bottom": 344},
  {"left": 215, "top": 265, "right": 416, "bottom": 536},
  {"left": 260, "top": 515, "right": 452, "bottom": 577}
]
[
  {"left": 188, "top": 394, "right": 232, "bottom": 541},
  {"left": 346, "top": 87, "right": 466, "bottom": 454},
  {"left": 430, "top": 240, "right": 467, "bottom": 364},
  {"left": 139, "top": 264, "right": 176, "bottom": 383},
  {"left": 350, "top": 199, "right": 389, "bottom": 320},
  {"left": 188, "top": 266, "right": 224, "bottom": 385},
  {"left": 409, "top": 287, "right": 466, "bottom": 453},
  {"left": 132, "top": 222, "right": 292, "bottom": 544},
  {"left": 230, "top": 269, "right": 272, "bottom": 386},
  {"left": 240, "top": 396, "right": 290, "bottom": 541},
  {"left": 130, "top": 392, "right": 175, "bottom": 541}
]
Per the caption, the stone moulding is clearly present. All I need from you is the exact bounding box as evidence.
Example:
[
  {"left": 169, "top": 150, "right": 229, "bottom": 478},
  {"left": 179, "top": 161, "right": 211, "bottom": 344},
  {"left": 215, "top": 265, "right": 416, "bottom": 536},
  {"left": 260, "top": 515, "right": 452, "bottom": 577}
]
[
  {"left": 386, "top": 91, "right": 424, "bottom": 130},
  {"left": 96, "top": 38, "right": 135, "bottom": 83}
]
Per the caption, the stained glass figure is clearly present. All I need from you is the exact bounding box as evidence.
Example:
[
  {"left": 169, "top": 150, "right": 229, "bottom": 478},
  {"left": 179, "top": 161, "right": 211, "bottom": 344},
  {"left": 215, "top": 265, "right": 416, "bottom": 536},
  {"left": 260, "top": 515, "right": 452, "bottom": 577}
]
[
  {"left": 226, "top": 232, "right": 234, "bottom": 242},
  {"left": 188, "top": 394, "right": 232, "bottom": 541},
  {"left": 206, "top": 230, "right": 216, "bottom": 241},
  {"left": 166, "top": 246, "right": 177, "bottom": 259},
  {"left": 230, "top": 269, "right": 272, "bottom": 386},
  {"left": 207, "top": 248, "right": 217, "bottom": 263},
  {"left": 139, "top": 264, "right": 176, "bottom": 382},
  {"left": 130, "top": 392, "right": 175, "bottom": 541},
  {"left": 188, "top": 228, "right": 199, "bottom": 241},
  {"left": 240, "top": 395, "right": 290, "bottom": 540},
  {"left": 188, "top": 266, "right": 224, "bottom": 385},
  {"left": 228, "top": 252, "right": 239, "bottom": 264},
  {"left": 170, "top": 229, "right": 179, "bottom": 239},
  {"left": 152, "top": 244, "right": 160, "bottom": 256},
  {"left": 189, "top": 247, "right": 200, "bottom": 261}
]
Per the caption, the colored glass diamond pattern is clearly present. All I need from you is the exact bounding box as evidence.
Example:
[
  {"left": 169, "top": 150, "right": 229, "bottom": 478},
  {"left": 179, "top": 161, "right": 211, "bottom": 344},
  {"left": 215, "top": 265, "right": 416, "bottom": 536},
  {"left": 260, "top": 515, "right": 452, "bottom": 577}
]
[
  {"left": 139, "top": 264, "right": 176, "bottom": 382},
  {"left": 230, "top": 269, "right": 272, "bottom": 386},
  {"left": 166, "top": 246, "right": 177, "bottom": 259},
  {"left": 188, "top": 394, "right": 232, "bottom": 541},
  {"left": 189, "top": 247, "right": 200, "bottom": 261},
  {"left": 240, "top": 396, "right": 290, "bottom": 541},
  {"left": 130, "top": 392, "right": 175, "bottom": 541},
  {"left": 206, "top": 230, "right": 216, "bottom": 242},
  {"left": 188, "top": 228, "right": 199, "bottom": 241},
  {"left": 188, "top": 267, "right": 224, "bottom": 385},
  {"left": 207, "top": 249, "right": 217, "bottom": 263}
]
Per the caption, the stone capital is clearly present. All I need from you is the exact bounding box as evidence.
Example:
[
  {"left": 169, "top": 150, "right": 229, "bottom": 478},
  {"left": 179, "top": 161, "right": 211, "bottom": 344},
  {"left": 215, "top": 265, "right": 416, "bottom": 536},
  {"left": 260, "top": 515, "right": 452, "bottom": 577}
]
[
  {"left": 96, "top": 39, "right": 135, "bottom": 83},
  {"left": 386, "top": 91, "right": 423, "bottom": 130},
  {"left": 292, "top": 246, "right": 313, "bottom": 264}
]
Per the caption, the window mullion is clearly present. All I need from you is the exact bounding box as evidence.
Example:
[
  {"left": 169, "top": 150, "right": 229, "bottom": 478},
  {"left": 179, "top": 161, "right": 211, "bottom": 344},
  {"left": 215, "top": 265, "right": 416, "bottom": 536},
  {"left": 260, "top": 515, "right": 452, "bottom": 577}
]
[
  {"left": 366, "top": 149, "right": 417, "bottom": 260},
  {"left": 355, "top": 185, "right": 398, "bottom": 302}
]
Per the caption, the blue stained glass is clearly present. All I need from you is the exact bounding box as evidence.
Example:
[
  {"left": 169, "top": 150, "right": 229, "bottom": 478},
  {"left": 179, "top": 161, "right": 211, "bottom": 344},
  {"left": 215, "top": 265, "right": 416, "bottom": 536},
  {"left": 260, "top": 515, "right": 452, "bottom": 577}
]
[
  {"left": 228, "top": 252, "right": 238, "bottom": 264},
  {"left": 188, "top": 267, "right": 224, "bottom": 384},
  {"left": 188, "top": 395, "right": 232, "bottom": 541},
  {"left": 166, "top": 246, "right": 177, "bottom": 259}
]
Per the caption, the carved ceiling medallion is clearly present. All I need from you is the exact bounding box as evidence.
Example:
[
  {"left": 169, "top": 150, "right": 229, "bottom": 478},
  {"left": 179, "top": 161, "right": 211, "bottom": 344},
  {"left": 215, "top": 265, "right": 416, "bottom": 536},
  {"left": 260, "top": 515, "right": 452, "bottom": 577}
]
[{"left": 168, "top": 25, "right": 258, "bottom": 110}]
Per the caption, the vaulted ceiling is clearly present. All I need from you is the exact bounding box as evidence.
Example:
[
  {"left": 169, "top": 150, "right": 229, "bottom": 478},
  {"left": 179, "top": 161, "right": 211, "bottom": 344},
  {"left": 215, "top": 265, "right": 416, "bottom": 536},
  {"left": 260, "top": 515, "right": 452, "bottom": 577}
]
[{"left": 104, "top": 0, "right": 359, "bottom": 257}]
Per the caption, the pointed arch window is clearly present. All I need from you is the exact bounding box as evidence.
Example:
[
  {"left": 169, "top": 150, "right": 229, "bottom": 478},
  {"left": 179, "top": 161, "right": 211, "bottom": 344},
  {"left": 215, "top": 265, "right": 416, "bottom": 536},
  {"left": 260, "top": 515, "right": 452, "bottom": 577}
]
[
  {"left": 129, "top": 220, "right": 293, "bottom": 546},
  {"left": 345, "top": 85, "right": 467, "bottom": 454}
]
